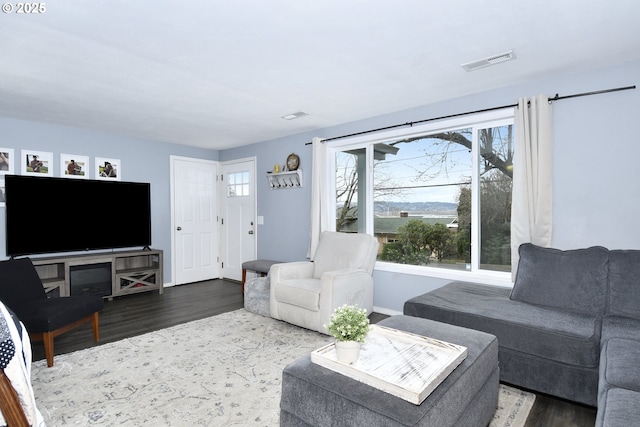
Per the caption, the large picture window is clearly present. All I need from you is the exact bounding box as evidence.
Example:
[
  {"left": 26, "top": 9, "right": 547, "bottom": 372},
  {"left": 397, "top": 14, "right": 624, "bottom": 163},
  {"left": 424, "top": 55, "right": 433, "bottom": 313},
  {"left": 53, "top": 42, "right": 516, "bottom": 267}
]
[{"left": 331, "top": 109, "right": 514, "bottom": 277}]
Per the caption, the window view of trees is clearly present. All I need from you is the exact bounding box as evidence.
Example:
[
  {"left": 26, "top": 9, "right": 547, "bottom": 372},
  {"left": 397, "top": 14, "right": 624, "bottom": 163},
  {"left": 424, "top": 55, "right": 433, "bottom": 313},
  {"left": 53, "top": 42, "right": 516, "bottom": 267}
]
[
  {"left": 336, "top": 151, "right": 359, "bottom": 232},
  {"left": 335, "top": 119, "right": 513, "bottom": 273}
]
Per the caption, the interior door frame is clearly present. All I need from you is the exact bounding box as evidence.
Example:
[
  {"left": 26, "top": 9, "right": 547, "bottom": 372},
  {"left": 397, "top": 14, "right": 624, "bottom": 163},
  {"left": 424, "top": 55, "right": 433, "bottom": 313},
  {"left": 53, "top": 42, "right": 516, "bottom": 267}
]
[
  {"left": 169, "top": 155, "right": 220, "bottom": 286},
  {"left": 219, "top": 156, "right": 257, "bottom": 280}
]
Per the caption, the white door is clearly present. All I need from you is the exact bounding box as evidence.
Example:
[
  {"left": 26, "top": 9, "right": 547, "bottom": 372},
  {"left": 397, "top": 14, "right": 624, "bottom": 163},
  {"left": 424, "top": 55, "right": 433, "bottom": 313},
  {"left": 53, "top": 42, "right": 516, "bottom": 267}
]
[
  {"left": 220, "top": 158, "right": 256, "bottom": 281},
  {"left": 171, "top": 156, "right": 219, "bottom": 285}
]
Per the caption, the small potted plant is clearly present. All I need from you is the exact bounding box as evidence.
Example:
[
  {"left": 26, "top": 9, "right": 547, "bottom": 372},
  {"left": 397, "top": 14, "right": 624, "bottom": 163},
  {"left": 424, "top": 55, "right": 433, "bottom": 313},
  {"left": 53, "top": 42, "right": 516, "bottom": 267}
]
[{"left": 325, "top": 304, "right": 371, "bottom": 364}]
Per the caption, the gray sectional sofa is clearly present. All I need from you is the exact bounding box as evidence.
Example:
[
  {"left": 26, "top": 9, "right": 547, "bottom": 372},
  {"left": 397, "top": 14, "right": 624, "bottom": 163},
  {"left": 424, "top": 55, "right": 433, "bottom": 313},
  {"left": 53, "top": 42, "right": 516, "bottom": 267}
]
[{"left": 403, "top": 243, "right": 640, "bottom": 426}]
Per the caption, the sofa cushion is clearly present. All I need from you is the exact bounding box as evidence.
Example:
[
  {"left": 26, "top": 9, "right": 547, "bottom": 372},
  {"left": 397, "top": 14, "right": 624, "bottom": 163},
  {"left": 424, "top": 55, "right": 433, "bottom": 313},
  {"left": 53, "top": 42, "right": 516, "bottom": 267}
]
[
  {"left": 600, "top": 338, "right": 640, "bottom": 393},
  {"left": 510, "top": 243, "right": 609, "bottom": 314},
  {"left": 607, "top": 250, "right": 640, "bottom": 319},
  {"left": 405, "top": 281, "right": 601, "bottom": 367},
  {"left": 602, "top": 315, "right": 640, "bottom": 342},
  {"left": 596, "top": 387, "right": 640, "bottom": 427}
]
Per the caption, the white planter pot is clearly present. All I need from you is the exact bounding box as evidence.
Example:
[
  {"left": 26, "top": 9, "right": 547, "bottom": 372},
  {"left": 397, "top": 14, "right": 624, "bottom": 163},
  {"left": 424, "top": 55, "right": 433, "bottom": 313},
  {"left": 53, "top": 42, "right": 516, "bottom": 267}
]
[{"left": 335, "top": 340, "right": 361, "bottom": 364}]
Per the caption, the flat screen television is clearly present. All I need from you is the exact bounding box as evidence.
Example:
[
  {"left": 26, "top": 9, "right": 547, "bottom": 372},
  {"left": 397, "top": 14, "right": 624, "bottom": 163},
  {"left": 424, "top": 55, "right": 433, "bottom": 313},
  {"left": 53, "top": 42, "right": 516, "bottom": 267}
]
[{"left": 5, "top": 175, "right": 152, "bottom": 257}]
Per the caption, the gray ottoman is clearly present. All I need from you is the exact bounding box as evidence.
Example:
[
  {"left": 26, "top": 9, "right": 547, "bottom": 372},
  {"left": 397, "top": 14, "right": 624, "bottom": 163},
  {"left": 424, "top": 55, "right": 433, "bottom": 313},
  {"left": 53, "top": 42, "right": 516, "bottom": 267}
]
[
  {"left": 242, "top": 259, "right": 281, "bottom": 292},
  {"left": 244, "top": 276, "right": 270, "bottom": 317},
  {"left": 280, "top": 315, "right": 499, "bottom": 427}
]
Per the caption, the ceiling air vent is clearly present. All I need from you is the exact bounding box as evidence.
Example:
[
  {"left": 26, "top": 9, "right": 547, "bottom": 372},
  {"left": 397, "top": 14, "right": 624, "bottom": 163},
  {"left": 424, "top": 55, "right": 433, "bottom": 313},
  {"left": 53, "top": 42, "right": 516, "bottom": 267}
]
[
  {"left": 461, "top": 50, "right": 516, "bottom": 72},
  {"left": 281, "top": 111, "right": 309, "bottom": 120}
]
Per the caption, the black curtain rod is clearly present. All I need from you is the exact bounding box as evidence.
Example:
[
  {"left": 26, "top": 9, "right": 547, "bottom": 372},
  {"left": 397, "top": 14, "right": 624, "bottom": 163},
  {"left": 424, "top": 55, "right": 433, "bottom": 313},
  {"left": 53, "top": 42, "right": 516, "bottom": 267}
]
[{"left": 305, "top": 85, "right": 635, "bottom": 145}]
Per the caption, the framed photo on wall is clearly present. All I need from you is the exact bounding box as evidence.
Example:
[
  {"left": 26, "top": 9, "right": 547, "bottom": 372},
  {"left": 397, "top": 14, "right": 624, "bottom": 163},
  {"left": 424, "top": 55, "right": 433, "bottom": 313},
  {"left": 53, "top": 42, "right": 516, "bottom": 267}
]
[
  {"left": 21, "top": 150, "right": 53, "bottom": 176},
  {"left": 0, "top": 148, "right": 14, "bottom": 175},
  {"left": 0, "top": 179, "right": 5, "bottom": 207},
  {"left": 61, "top": 154, "right": 89, "bottom": 179},
  {"left": 95, "top": 157, "right": 121, "bottom": 181}
]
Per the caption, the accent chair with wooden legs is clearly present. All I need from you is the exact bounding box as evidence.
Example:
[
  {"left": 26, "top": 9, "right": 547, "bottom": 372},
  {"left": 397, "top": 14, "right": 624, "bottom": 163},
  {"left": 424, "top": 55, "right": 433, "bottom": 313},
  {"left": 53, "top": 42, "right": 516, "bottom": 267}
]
[{"left": 0, "top": 257, "right": 104, "bottom": 367}]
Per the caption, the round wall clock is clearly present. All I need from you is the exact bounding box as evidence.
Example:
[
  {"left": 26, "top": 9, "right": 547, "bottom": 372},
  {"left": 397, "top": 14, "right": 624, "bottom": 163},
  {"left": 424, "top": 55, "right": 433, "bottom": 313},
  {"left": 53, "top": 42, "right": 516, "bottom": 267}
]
[{"left": 286, "top": 153, "right": 300, "bottom": 171}]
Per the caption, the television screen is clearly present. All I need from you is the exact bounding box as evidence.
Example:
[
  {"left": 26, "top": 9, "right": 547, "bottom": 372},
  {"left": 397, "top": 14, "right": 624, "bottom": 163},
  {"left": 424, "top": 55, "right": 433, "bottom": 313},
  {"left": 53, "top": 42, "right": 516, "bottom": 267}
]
[{"left": 5, "top": 175, "right": 152, "bottom": 256}]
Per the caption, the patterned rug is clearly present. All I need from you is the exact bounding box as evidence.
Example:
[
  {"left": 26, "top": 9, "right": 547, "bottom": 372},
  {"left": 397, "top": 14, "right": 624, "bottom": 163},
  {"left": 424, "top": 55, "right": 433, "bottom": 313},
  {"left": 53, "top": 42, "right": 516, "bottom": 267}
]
[{"left": 30, "top": 309, "right": 534, "bottom": 426}]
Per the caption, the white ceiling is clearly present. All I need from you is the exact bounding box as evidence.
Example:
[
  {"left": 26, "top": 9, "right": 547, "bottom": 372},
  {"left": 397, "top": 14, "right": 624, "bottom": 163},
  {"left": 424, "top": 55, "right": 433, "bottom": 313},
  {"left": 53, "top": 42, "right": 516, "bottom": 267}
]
[{"left": 1, "top": 1, "right": 639, "bottom": 150}]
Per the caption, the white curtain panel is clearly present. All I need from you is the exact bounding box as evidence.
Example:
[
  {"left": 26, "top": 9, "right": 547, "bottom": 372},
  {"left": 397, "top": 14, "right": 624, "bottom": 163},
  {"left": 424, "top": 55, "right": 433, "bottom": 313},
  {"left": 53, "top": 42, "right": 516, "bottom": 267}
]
[
  {"left": 511, "top": 95, "right": 553, "bottom": 280},
  {"left": 308, "top": 137, "right": 329, "bottom": 259}
]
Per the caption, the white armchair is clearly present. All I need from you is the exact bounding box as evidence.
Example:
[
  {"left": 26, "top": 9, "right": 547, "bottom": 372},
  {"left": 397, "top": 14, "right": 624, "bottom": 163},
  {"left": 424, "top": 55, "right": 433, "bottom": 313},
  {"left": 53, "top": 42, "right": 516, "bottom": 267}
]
[{"left": 269, "top": 231, "right": 379, "bottom": 334}]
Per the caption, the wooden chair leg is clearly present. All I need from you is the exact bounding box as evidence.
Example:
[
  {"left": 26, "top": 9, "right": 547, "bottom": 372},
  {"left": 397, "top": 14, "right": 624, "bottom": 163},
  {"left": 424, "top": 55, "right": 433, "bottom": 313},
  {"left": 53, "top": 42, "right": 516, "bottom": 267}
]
[
  {"left": 91, "top": 312, "right": 100, "bottom": 342},
  {"left": 29, "top": 312, "right": 101, "bottom": 368},
  {"left": 42, "top": 331, "right": 54, "bottom": 368},
  {"left": 0, "top": 370, "right": 30, "bottom": 427}
]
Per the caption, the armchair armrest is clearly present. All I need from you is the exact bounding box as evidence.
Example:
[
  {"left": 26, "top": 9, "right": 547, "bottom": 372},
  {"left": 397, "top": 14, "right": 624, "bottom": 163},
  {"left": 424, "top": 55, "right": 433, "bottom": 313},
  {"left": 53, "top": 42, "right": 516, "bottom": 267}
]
[
  {"left": 319, "top": 268, "right": 374, "bottom": 326},
  {"left": 270, "top": 262, "right": 316, "bottom": 321},
  {"left": 270, "top": 262, "right": 315, "bottom": 282}
]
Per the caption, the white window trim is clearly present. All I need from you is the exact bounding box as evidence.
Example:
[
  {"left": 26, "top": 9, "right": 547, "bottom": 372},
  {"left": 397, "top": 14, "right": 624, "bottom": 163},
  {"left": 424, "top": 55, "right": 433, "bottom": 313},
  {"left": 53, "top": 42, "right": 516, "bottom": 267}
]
[
  {"left": 375, "top": 260, "right": 513, "bottom": 287},
  {"left": 327, "top": 108, "right": 516, "bottom": 286}
]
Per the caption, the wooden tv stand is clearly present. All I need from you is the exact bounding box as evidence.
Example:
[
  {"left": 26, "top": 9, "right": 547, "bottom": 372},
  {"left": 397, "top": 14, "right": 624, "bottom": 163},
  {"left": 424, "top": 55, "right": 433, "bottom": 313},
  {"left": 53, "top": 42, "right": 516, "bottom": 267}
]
[{"left": 30, "top": 249, "right": 163, "bottom": 300}]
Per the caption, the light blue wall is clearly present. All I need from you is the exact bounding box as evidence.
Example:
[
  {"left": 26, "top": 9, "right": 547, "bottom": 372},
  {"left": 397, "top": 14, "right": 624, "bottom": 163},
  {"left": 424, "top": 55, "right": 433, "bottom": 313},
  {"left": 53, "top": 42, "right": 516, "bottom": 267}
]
[
  {"left": 220, "top": 134, "right": 315, "bottom": 261},
  {"left": 221, "top": 60, "right": 640, "bottom": 313},
  {"left": 2, "top": 60, "right": 638, "bottom": 313},
  {"left": 0, "top": 118, "right": 219, "bottom": 282}
]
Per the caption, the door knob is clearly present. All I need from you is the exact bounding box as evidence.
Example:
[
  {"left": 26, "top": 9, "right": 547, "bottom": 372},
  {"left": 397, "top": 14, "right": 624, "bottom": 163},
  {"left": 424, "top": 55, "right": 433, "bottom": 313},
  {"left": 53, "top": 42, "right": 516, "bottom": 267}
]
[{"left": 177, "top": 227, "right": 182, "bottom": 231}]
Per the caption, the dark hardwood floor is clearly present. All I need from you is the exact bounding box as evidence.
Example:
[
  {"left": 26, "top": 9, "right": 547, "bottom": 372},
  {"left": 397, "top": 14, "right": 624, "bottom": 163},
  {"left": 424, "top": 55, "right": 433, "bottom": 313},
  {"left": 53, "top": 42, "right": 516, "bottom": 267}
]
[
  {"left": 31, "top": 278, "right": 244, "bottom": 359},
  {"left": 31, "top": 280, "right": 596, "bottom": 426}
]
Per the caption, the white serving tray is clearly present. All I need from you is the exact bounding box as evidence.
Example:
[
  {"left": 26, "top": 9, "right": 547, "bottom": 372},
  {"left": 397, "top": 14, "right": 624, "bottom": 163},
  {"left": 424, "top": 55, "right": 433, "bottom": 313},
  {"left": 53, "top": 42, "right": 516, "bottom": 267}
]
[{"left": 311, "top": 324, "right": 467, "bottom": 405}]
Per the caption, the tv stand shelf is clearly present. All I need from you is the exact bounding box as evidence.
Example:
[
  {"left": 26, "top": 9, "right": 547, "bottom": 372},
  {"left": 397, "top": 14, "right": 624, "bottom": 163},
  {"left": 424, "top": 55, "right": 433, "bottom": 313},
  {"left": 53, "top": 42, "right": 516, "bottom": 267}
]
[{"left": 31, "top": 249, "right": 163, "bottom": 300}]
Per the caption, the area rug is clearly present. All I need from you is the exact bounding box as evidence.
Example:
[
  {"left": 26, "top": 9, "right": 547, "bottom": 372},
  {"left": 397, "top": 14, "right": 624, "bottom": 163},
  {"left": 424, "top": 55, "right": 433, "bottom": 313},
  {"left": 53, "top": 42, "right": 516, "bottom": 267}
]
[{"left": 30, "top": 309, "right": 534, "bottom": 426}]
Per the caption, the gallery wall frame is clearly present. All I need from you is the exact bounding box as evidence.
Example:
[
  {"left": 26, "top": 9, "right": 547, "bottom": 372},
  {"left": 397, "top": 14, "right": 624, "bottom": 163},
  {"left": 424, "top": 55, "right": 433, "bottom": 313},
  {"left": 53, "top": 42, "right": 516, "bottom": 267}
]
[
  {"left": 95, "top": 157, "right": 121, "bottom": 181},
  {"left": 0, "top": 179, "right": 5, "bottom": 207},
  {"left": 21, "top": 150, "right": 53, "bottom": 176},
  {"left": 61, "top": 154, "right": 89, "bottom": 179},
  {"left": 0, "top": 148, "right": 14, "bottom": 175}
]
